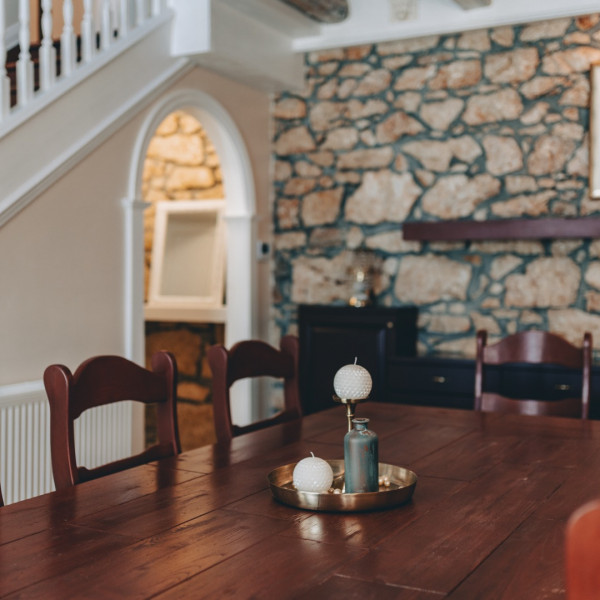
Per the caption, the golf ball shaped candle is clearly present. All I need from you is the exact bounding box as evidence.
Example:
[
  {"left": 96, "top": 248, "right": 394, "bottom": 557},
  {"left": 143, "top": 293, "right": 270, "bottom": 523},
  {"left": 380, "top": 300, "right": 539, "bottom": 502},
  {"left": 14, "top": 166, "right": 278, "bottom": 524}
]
[
  {"left": 334, "top": 358, "right": 372, "bottom": 400},
  {"left": 293, "top": 452, "right": 334, "bottom": 493}
]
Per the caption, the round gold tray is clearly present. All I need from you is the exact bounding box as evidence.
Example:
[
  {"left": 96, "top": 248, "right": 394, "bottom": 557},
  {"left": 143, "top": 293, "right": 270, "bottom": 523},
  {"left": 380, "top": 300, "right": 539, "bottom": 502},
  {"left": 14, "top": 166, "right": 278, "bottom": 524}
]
[{"left": 267, "top": 459, "right": 417, "bottom": 512}]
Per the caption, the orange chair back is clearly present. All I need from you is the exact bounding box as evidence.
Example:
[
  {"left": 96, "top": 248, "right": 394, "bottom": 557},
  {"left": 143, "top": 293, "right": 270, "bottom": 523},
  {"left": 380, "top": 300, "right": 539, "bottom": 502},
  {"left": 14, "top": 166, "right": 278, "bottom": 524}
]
[{"left": 566, "top": 499, "right": 600, "bottom": 599}]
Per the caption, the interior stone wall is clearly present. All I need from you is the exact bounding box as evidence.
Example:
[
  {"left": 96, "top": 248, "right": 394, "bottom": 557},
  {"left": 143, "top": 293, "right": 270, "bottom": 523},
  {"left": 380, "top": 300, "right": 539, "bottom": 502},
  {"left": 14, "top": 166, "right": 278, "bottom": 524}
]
[
  {"left": 272, "top": 14, "right": 600, "bottom": 357},
  {"left": 143, "top": 110, "right": 224, "bottom": 449}
]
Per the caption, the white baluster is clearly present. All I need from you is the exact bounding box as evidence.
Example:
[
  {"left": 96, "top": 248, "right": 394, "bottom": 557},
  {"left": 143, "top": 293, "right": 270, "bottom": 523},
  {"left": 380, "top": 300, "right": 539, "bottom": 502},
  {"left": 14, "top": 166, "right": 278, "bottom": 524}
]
[
  {"left": 81, "top": 0, "right": 94, "bottom": 63},
  {"left": 135, "top": 0, "right": 146, "bottom": 26},
  {"left": 16, "top": 0, "right": 34, "bottom": 107},
  {"left": 39, "top": 0, "right": 56, "bottom": 92},
  {"left": 151, "top": 0, "right": 162, "bottom": 17},
  {"left": 0, "top": 0, "right": 11, "bottom": 119},
  {"left": 101, "top": 0, "right": 112, "bottom": 50},
  {"left": 118, "top": 0, "right": 129, "bottom": 38},
  {"left": 61, "top": 0, "right": 76, "bottom": 77}
]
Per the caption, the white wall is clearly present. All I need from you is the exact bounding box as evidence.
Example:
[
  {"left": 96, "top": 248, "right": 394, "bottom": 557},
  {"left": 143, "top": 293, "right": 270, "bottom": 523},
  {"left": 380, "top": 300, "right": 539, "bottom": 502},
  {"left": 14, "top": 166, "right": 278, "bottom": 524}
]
[{"left": 0, "top": 65, "right": 272, "bottom": 386}]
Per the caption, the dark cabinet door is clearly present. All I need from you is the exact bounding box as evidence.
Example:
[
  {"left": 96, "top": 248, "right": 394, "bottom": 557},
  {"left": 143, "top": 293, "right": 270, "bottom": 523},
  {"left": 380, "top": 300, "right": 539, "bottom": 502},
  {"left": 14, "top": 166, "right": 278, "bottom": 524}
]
[
  {"left": 387, "top": 355, "right": 600, "bottom": 417},
  {"left": 298, "top": 305, "right": 417, "bottom": 415},
  {"left": 386, "top": 355, "right": 475, "bottom": 410}
]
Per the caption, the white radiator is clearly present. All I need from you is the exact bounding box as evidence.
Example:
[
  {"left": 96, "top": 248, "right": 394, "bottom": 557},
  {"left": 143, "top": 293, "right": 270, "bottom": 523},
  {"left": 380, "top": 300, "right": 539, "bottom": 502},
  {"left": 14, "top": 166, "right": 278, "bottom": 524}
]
[{"left": 0, "top": 381, "right": 134, "bottom": 505}]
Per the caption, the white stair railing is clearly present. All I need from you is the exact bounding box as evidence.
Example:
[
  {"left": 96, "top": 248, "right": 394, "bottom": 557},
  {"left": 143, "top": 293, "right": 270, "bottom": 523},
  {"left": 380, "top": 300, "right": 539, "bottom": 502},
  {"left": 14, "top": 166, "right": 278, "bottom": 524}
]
[
  {"left": 151, "top": 0, "right": 163, "bottom": 17},
  {"left": 119, "top": 0, "right": 130, "bottom": 38},
  {"left": 135, "top": 0, "right": 146, "bottom": 27},
  {"left": 61, "top": 0, "right": 76, "bottom": 77},
  {"left": 0, "top": 0, "right": 168, "bottom": 129},
  {"left": 101, "top": 0, "right": 112, "bottom": 51},
  {"left": 39, "top": 0, "right": 56, "bottom": 92},
  {"left": 0, "top": 0, "right": 9, "bottom": 119},
  {"left": 16, "top": 0, "right": 34, "bottom": 106},
  {"left": 81, "top": 0, "right": 95, "bottom": 64}
]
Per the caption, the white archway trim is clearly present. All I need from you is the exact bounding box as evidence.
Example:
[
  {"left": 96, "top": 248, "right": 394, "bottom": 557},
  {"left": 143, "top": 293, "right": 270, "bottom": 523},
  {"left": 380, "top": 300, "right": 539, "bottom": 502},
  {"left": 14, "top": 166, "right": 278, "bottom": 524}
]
[{"left": 124, "top": 88, "right": 257, "bottom": 433}]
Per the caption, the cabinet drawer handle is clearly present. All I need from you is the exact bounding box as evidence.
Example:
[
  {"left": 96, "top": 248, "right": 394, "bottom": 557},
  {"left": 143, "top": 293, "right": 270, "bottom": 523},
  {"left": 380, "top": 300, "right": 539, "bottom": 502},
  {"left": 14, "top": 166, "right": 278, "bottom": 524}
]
[
  {"left": 432, "top": 375, "right": 446, "bottom": 384},
  {"left": 554, "top": 383, "right": 571, "bottom": 391}
]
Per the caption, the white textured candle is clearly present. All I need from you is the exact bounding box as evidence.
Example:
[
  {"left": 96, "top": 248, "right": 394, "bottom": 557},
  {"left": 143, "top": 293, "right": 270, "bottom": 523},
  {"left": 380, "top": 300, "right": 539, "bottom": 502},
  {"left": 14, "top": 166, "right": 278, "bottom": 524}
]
[
  {"left": 334, "top": 358, "right": 372, "bottom": 399},
  {"left": 293, "top": 452, "right": 334, "bottom": 493}
]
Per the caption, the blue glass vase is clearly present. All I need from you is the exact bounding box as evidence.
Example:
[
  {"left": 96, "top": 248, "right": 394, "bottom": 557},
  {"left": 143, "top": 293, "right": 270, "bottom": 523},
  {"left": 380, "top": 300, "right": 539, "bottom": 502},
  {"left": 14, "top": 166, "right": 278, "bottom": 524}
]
[{"left": 344, "top": 417, "right": 379, "bottom": 493}]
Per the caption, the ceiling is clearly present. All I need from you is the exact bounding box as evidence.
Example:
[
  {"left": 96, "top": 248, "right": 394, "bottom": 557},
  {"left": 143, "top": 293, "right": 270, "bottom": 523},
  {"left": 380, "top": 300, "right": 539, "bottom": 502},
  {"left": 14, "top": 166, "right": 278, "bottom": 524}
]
[{"left": 177, "top": 0, "right": 600, "bottom": 92}]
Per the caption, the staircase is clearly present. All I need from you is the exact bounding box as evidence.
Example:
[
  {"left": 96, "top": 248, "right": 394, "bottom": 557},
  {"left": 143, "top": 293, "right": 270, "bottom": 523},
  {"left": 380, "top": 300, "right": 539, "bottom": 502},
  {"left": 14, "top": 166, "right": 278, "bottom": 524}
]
[
  {"left": 0, "top": 0, "right": 307, "bottom": 230},
  {"left": 0, "top": 0, "right": 195, "bottom": 229},
  {"left": 6, "top": 39, "right": 67, "bottom": 108},
  {"left": 1, "top": 0, "right": 168, "bottom": 127}
]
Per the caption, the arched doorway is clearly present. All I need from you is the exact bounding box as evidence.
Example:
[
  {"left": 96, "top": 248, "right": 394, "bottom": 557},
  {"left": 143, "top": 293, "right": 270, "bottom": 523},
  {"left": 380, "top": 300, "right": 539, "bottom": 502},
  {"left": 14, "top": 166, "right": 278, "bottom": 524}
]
[{"left": 124, "top": 89, "right": 257, "bottom": 452}]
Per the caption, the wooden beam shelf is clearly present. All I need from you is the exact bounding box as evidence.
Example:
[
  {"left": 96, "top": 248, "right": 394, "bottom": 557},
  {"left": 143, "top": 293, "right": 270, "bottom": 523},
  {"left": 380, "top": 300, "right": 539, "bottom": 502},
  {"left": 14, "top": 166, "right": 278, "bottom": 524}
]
[
  {"left": 279, "top": 0, "right": 348, "bottom": 23},
  {"left": 402, "top": 217, "right": 600, "bottom": 241},
  {"left": 453, "top": 0, "right": 492, "bottom": 9}
]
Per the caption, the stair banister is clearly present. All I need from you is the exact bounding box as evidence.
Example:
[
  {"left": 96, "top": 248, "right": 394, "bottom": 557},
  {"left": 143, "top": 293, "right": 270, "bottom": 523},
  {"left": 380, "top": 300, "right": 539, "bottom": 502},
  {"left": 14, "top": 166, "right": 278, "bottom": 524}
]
[
  {"left": 1, "top": 0, "right": 171, "bottom": 132},
  {"left": 0, "top": 0, "right": 9, "bottom": 118},
  {"left": 16, "top": 0, "right": 34, "bottom": 106},
  {"left": 61, "top": 0, "right": 76, "bottom": 77},
  {"left": 39, "top": 0, "right": 57, "bottom": 92},
  {"left": 135, "top": 0, "right": 146, "bottom": 26},
  {"left": 119, "top": 0, "right": 129, "bottom": 37},
  {"left": 81, "top": 0, "right": 94, "bottom": 63},
  {"left": 152, "top": 0, "right": 162, "bottom": 17},
  {"left": 101, "top": 0, "right": 112, "bottom": 51}
]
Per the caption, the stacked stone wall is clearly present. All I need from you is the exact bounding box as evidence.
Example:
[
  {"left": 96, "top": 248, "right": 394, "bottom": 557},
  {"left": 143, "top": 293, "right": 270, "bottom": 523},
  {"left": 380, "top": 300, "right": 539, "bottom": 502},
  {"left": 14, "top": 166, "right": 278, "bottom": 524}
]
[
  {"left": 143, "top": 110, "right": 224, "bottom": 449},
  {"left": 272, "top": 14, "right": 600, "bottom": 356}
]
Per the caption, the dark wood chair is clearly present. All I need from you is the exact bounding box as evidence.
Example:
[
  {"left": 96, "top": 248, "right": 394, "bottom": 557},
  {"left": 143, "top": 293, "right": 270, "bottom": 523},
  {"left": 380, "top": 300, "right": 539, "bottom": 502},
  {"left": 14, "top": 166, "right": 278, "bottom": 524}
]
[
  {"left": 44, "top": 352, "right": 181, "bottom": 491},
  {"left": 0, "top": 484, "right": 3, "bottom": 507},
  {"left": 475, "top": 330, "right": 592, "bottom": 419},
  {"left": 566, "top": 499, "right": 600, "bottom": 600},
  {"left": 207, "top": 335, "right": 302, "bottom": 443}
]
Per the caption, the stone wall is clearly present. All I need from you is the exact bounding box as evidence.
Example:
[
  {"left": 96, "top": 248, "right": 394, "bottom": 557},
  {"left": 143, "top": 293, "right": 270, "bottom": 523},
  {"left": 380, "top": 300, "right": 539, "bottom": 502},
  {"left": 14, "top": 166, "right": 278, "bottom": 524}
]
[
  {"left": 272, "top": 14, "right": 600, "bottom": 357},
  {"left": 143, "top": 111, "right": 224, "bottom": 449}
]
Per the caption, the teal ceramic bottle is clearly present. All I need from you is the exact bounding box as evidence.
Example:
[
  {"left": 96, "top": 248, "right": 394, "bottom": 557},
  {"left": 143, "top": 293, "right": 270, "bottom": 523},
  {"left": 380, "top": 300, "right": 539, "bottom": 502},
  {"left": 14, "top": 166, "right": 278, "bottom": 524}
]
[{"left": 344, "top": 417, "right": 379, "bottom": 493}]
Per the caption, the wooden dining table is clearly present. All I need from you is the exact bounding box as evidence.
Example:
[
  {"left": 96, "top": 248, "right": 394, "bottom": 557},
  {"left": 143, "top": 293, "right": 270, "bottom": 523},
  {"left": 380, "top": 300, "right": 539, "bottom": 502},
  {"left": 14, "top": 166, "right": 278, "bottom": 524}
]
[{"left": 2, "top": 402, "right": 600, "bottom": 599}]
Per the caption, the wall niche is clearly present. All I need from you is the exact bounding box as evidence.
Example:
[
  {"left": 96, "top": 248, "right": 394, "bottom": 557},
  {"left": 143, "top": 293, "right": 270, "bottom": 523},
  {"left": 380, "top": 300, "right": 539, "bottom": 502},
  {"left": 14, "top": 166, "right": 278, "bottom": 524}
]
[{"left": 143, "top": 110, "right": 225, "bottom": 450}]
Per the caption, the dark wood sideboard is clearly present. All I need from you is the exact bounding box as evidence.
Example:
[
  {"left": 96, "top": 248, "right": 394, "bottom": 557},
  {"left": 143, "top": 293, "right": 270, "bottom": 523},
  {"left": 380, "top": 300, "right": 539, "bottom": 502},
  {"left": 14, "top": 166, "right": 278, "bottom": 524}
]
[
  {"left": 298, "top": 304, "right": 418, "bottom": 414},
  {"left": 298, "top": 304, "right": 599, "bottom": 418},
  {"left": 387, "top": 354, "right": 600, "bottom": 419}
]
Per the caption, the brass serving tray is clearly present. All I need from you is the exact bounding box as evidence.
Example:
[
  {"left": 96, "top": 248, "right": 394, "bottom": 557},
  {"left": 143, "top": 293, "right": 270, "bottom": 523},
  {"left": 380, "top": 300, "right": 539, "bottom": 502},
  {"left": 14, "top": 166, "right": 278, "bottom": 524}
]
[{"left": 267, "top": 459, "right": 417, "bottom": 512}]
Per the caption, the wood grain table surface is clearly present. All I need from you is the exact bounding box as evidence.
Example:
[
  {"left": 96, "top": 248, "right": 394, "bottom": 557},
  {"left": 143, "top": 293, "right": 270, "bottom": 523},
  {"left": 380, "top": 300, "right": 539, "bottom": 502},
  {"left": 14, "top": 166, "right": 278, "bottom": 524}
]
[{"left": 2, "top": 402, "right": 600, "bottom": 599}]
